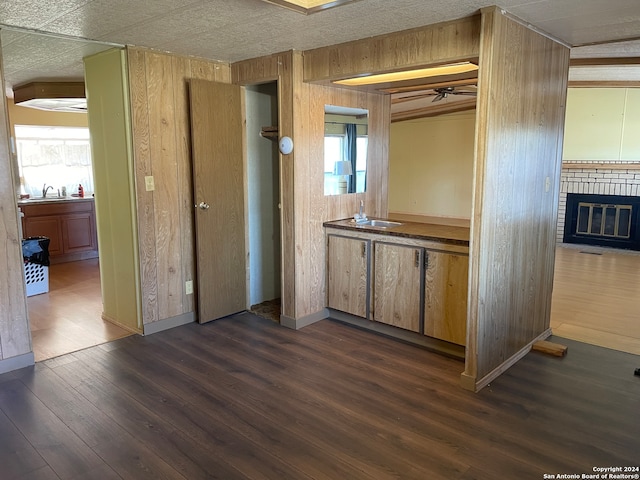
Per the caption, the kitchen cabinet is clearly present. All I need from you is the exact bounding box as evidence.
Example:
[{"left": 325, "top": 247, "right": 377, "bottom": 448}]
[
  {"left": 20, "top": 199, "right": 98, "bottom": 264},
  {"left": 327, "top": 234, "right": 369, "bottom": 318},
  {"left": 423, "top": 249, "right": 468, "bottom": 345},
  {"left": 324, "top": 218, "right": 469, "bottom": 348},
  {"left": 373, "top": 242, "right": 422, "bottom": 332}
]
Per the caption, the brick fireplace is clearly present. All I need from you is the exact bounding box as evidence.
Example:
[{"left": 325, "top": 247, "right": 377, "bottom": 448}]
[{"left": 557, "top": 162, "right": 640, "bottom": 250}]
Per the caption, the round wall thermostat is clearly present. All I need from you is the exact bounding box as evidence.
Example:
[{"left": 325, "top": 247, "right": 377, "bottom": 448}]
[{"left": 279, "top": 136, "right": 293, "bottom": 155}]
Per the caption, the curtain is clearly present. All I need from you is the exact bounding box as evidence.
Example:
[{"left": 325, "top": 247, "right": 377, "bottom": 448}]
[{"left": 345, "top": 123, "right": 357, "bottom": 193}]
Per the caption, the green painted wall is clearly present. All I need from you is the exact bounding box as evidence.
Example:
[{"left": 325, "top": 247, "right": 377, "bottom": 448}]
[{"left": 84, "top": 48, "right": 141, "bottom": 332}]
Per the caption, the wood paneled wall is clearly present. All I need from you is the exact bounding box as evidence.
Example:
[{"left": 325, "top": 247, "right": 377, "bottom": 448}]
[
  {"left": 462, "top": 8, "right": 570, "bottom": 391},
  {"left": 0, "top": 52, "right": 31, "bottom": 367},
  {"left": 232, "top": 51, "right": 389, "bottom": 323},
  {"left": 303, "top": 16, "right": 481, "bottom": 82},
  {"left": 232, "top": 51, "right": 296, "bottom": 319},
  {"left": 126, "top": 47, "right": 231, "bottom": 328}
]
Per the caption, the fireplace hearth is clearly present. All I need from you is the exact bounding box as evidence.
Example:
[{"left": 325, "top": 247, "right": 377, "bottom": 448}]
[{"left": 563, "top": 193, "right": 640, "bottom": 250}]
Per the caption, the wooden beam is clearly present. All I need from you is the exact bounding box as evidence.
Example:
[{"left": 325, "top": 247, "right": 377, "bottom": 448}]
[
  {"left": 570, "top": 57, "right": 640, "bottom": 67},
  {"left": 391, "top": 98, "right": 476, "bottom": 122},
  {"left": 568, "top": 80, "right": 640, "bottom": 88},
  {"left": 532, "top": 340, "right": 568, "bottom": 357}
]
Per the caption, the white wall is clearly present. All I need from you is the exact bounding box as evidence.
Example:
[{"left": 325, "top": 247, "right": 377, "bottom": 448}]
[
  {"left": 563, "top": 88, "right": 640, "bottom": 161},
  {"left": 388, "top": 111, "right": 475, "bottom": 220},
  {"left": 246, "top": 83, "right": 281, "bottom": 306}
]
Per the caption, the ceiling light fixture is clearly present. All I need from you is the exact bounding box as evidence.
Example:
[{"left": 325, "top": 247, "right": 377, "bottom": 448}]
[
  {"left": 261, "top": 0, "right": 360, "bottom": 14},
  {"left": 13, "top": 82, "right": 86, "bottom": 112},
  {"left": 334, "top": 62, "right": 479, "bottom": 86}
]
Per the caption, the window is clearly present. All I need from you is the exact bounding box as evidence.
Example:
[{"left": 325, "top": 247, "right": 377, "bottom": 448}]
[
  {"left": 16, "top": 125, "right": 94, "bottom": 198},
  {"left": 324, "top": 134, "right": 344, "bottom": 195},
  {"left": 323, "top": 131, "right": 368, "bottom": 195}
]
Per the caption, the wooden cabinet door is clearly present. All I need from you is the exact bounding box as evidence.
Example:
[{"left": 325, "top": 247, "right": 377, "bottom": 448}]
[
  {"left": 327, "top": 235, "right": 369, "bottom": 318},
  {"left": 373, "top": 242, "right": 422, "bottom": 332},
  {"left": 424, "top": 250, "right": 468, "bottom": 345},
  {"left": 23, "top": 216, "right": 63, "bottom": 256},
  {"left": 61, "top": 213, "right": 97, "bottom": 253}
]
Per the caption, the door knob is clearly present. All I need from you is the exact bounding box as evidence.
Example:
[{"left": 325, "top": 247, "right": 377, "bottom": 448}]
[{"left": 197, "top": 202, "right": 210, "bottom": 210}]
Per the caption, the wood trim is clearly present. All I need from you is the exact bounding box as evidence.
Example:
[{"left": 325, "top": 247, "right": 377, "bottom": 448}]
[
  {"left": 102, "top": 313, "right": 143, "bottom": 335},
  {"left": 391, "top": 99, "right": 476, "bottom": 122},
  {"left": 0, "top": 352, "right": 34, "bottom": 374},
  {"left": 302, "top": 16, "right": 481, "bottom": 83},
  {"left": 387, "top": 212, "right": 471, "bottom": 228},
  {"left": 462, "top": 328, "right": 552, "bottom": 392},
  {"left": 141, "top": 312, "right": 195, "bottom": 335},
  {"left": 280, "top": 308, "right": 329, "bottom": 330},
  {"left": 570, "top": 57, "right": 640, "bottom": 67},
  {"left": 329, "top": 310, "right": 465, "bottom": 359},
  {"left": 13, "top": 81, "right": 85, "bottom": 104},
  {"left": 568, "top": 81, "right": 640, "bottom": 88},
  {"left": 562, "top": 162, "right": 640, "bottom": 170}
]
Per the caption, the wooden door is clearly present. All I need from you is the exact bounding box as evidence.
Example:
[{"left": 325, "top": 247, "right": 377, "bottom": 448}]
[
  {"left": 190, "top": 79, "right": 246, "bottom": 323},
  {"left": 373, "top": 242, "right": 422, "bottom": 332},
  {"left": 424, "top": 250, "right": 468, "bottom": 345},
  {"left": 327, "top": 235, "right": 369, "bottom": 318}
]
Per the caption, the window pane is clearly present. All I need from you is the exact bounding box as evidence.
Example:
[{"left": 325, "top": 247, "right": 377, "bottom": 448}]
[{"left": 15, "top": 125, "right": 94, "bottom": 198}]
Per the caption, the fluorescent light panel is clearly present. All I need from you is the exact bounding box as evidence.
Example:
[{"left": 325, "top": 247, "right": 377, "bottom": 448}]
[{"left": 334, "top": 62, "right": 479, "bottom": 86}]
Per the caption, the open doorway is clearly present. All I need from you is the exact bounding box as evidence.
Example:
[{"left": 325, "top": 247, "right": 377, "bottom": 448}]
[
  {"left": 2, "top": 29, "right": 132, "bottom": 361},
  {"left": 245, "top": 82, "right": 282, "bottom": 322}
]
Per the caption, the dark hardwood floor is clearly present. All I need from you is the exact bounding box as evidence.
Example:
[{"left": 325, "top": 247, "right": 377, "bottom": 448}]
[{"left": 1, "top": 313, "right": 638, "bottom": 480}]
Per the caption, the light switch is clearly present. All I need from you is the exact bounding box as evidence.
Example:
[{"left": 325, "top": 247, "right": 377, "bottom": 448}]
[
  {"left": 145, "top": 175, "right": 155, "bottom": 191},
  {"left": 545, "top": 176, "right": 551, "bottom": 193},
  {"left": 185, "top": 280, "right": 193, "bottom": 295}
]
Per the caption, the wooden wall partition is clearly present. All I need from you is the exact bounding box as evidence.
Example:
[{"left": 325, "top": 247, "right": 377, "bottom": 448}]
[
  {"left": 126, "top": 47, "right": 231, "bottom": 329},
  {"left": 462, "top": 8, "right": 570, "bottom": 391},
  {"left": 303, "top": 16, "right": 481, "bottom": 82},
  {"left": 232, "top": 51, "right": 296, "bottom": 320},
  {"left": 301, "top": 83, "right": 389, "bottom": 319},
  {"left": 0, "top": 44, "right": 32, "bottom": 371},
  {"left": 232, "top": 51, "right": 389, "bottom": 325}
]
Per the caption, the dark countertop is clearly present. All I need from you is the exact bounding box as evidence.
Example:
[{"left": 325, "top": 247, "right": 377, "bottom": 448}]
[
  {"left": 323, "top": 218, "right": 470, "bottom": 246},
  {"left": 18, "top": 196, "right": 94, "bottom": 206}
]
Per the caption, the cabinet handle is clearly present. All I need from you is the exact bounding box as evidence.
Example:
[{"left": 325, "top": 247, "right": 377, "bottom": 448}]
[
  {"left": 362, "top": 242, "right": 366, "bottom": 258},
  {"left": 424, "top": 251, "right": 429, "bottom": 269},
  {"left": 415, "top": 250, "right": 420, "bottom": 267}
]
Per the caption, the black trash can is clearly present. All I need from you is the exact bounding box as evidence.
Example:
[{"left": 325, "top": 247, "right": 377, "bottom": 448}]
[{"left": 22, "top": 236, "right": 50, "bottom": 296}]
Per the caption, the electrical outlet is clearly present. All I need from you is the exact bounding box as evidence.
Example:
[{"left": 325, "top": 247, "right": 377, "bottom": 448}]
[
  {"left": 145, "top": 175, "right": 155, "bottom": 191},
  {"left": 185, "top": 280, "right": 193, "bottom": 295}
]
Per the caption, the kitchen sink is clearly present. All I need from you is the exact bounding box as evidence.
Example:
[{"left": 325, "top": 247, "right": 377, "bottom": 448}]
[{"left": 361, "top": 219, "right": 403, "bottom": 228}]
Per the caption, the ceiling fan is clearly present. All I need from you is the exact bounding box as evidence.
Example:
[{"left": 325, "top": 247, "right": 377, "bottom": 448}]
[
  {"left": 393, "top": 86, "right": 477, "bottom": 104},
  {"left": 431, "top": 86, "right": 477, "bottom": 102}
]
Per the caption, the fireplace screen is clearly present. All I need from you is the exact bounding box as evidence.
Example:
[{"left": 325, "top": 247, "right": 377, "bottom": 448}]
[
  {"left": 576, "top": 202, "right": 632, "bottom": 239},
  {"left": 564, "top": 193, "right": 640, "bottom": 251}
]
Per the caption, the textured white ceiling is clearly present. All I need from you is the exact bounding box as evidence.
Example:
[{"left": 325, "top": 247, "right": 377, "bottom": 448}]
[{"left": 1, "top": 0, "right": 639, "bottom": 92}]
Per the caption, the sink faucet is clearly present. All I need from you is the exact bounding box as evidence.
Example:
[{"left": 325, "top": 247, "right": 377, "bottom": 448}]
[
  {"left": 42, "top": 184, "right": 54, "bottom": 198},
  {"left": 354, "top": 200, "right": 368, "bottom": 223}
]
